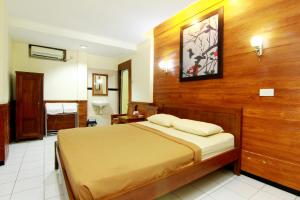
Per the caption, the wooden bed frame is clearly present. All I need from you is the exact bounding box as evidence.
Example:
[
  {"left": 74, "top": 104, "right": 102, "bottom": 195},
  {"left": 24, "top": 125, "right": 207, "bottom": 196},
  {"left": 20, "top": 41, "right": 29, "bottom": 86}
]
[{"left": 55, "top": 104, "right": 242, "bottom": 200}]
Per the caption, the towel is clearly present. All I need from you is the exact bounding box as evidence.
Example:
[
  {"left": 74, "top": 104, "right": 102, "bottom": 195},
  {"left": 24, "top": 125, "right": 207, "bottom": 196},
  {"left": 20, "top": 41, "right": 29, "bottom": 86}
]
[
  {"left": 45, "top": 103, "right": 64, "bottom": 115},
  {"left": 63, "top": 103, "right": 78, "bottom": 113}
]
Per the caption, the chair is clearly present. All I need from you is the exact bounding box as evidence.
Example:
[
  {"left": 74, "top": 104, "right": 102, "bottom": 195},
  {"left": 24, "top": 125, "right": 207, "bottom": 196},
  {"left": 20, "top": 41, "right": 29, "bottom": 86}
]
[{"left": 111, "top": 102, "right": 158, "bottom": 125}]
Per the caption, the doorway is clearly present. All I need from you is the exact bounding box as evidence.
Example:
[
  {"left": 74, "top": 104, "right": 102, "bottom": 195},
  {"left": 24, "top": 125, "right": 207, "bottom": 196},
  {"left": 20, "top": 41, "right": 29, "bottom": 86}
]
[{"left": 118, "top": 60, "right": 131, "bottom": 114}]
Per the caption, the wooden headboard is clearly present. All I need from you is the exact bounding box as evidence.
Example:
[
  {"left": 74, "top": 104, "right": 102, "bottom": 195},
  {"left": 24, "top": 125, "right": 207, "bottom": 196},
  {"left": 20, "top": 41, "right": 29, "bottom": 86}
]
[
  {"left": 159, "top": 105, "right": 242, "bottom": 149},
  {"left": 127, "top": 102, "right": 158, "bottom": 118}
]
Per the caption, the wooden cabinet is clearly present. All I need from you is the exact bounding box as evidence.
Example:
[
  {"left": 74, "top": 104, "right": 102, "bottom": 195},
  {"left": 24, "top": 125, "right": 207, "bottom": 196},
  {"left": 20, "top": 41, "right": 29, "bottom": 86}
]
[{"left": 16, "top": 72, "right": 44, "bottom": 141}]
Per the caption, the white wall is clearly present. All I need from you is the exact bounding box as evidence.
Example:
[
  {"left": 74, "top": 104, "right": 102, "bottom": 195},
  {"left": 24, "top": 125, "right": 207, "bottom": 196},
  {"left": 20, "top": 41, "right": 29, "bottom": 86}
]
[
  {"left": 11, "top": 41, "right": 87, "bottom": 100},
  {"left": 119, "top": 38, "right": 154, "bottom": 103},
  {"left": 0, "top": 0, "right": 10, "bottom": 104},
  {"left": 87, "top": 54, "right": 118, "bottom": 71},
  {"left": 87, "top": 55, "right": 119, "bottom": 125},
  {"left": 132, "top": 39, "right": 153, "bottom": 102}
]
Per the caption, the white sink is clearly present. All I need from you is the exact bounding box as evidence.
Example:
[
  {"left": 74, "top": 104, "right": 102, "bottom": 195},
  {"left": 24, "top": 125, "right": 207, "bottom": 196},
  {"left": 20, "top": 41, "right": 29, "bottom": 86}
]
[
  {"left": 92, "top": 100, "right": 109, "bottom": 114},
  {"left": 92, "top": 100, "right": 109, "bottom": 107}
]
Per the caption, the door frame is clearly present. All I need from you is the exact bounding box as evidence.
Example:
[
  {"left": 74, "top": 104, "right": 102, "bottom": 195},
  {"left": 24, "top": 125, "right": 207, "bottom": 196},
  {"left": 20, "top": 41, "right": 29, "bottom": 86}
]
[{"left": 118, "top": 60, "right": 132, "bottom": 114}]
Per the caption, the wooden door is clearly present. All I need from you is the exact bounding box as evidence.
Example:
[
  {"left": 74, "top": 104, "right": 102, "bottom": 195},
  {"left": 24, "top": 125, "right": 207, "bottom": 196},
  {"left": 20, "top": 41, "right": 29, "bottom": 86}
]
[{"left": 16, "top": 72, "right": 44, "bottom": 141}]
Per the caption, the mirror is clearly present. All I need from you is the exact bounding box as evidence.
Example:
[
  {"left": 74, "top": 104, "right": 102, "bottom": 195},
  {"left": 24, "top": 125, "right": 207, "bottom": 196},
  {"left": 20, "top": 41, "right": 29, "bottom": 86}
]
[{"left": 92, "top": 73, "right": 108, "bottom": 96}]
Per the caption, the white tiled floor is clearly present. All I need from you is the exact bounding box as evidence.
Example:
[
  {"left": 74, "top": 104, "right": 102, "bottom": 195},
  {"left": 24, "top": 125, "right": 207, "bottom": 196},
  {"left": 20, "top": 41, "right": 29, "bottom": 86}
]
[{"left": 0, "top": 136, "right": 298, "bottom": 200}]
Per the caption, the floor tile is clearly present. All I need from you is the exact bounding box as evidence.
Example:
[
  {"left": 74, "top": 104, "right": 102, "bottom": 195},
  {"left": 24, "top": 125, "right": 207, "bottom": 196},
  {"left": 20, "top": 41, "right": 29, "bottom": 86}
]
[
  {"left": 23, "top": 154, "right": 44, "bottom": 163},
  {"left": 20, "top": 160, "right": 43, "bottom": 171},
  {"left": 224, "top": 178, "right": 258, "bottom": 199},
  {"left": 11, "top": 187, "right": 44, "bottom": 200},
  {"left": 45, "top": 151, "right": 55, "bottom": 157},
  {"left": 27, "top": 143, "right": 44, "bottom": 148},
  {"left": 13, "top": 176, "right": 43, "bottom": 193},
  {"left": 0, "top": 172, "right": 18, "bottom": 184},
  {"left": 210, "top": 187, "right": 247, "bottom": 200},
  {"left": 213, "top": 170, "right": 235, "bottom": 185},
  {"left": 199, "top": 196, "right": 215, "bottom": 200},
  {"left": 25, "top": 151, "right": 44, "bottom": 157},
  {"left": 250, "top": 190, "right": 282, "bottom": 200},
  {"left": 173, "top": 184, "right": 207, "bottom": 200},
  {"left": 46, "top": 195, "right": 66, "bottom": 200},
  {"left": 0, "top": 182, "right": 15, "bottom": 196},
  {"left": 192, "top": 175, "right": 224, "bottom": 194},
  {"left": 45, "top": 183, "right": 64, "bottom": 199},
  {"left": 45, "top": 149, "right": 55, "bottom": 155},
  {"left": 204, "top": 170, "right": 235, "bottom": 185},
  {"left": 235, "top": 175, "right": 265, "bottom": 190},
  {"left": 0, "top": 165, "right": 20, "bottom": 175},
  {"left": 4, "top": 158, "right": 23, "bottom": 166},
  {"left": 0, "top": 195, "right": 11, "bottom": 200},
  {"left": 44, "top": 171, "right": 59, "bottom": 186},
  {"left": 45, "top": 159, "right": 55, "bottom": 166},
  {"left": 17, "top": 167, "right": 43, "bottom": 180},
  {"left": 6, "top": 153, "right": 24, "bottom": 161},
  {"left": 9, "top": 142, "right": 28, "bottom": 149},
  {"left": 27, "top": 142, "right": 44, "bottom": 148},
  {"left": 261, "top": 185, "right": 296, "bottom": 200},
  {"left": 156, "top": 193, "right": 180, "bottom": 200}
]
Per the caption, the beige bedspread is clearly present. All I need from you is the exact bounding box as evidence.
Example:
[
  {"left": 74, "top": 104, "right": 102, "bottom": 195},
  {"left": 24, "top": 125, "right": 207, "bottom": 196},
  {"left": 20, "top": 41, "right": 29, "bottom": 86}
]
[{"left": 57, "top": 123, "right": 201, "bottom": 200}]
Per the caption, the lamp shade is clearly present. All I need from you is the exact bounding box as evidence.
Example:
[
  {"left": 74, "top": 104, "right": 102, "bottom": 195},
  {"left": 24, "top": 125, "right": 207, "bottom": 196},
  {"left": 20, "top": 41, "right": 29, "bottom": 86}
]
[{"left": 251, "top": 36, "right": 263, "bottom": 47}]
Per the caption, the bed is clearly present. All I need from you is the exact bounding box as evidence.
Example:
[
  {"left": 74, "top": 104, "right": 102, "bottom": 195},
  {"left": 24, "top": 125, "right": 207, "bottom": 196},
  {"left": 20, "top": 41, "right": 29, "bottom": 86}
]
[{"left": 55, "top": 105, "right": 242, "bottom": 200}]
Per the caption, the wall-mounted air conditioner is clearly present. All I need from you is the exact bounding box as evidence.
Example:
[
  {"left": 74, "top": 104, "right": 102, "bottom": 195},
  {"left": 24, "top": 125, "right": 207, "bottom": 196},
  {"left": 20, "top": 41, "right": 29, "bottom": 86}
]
[{"left": 29, "top": 44, "right": 67, "bottom": 62}]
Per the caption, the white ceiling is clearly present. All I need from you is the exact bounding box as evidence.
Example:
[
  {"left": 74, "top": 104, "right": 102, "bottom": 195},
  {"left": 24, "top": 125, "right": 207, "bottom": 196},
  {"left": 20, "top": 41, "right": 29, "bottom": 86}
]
[{"left": 7, "top": 0, "right": 198, "bottom": 57}]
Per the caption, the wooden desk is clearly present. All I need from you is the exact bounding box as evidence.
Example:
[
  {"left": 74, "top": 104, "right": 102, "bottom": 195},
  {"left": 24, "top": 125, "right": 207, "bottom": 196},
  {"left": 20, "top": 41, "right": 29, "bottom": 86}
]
[{"left": 118, "top": 115, "right": 145, "bottom": 124}]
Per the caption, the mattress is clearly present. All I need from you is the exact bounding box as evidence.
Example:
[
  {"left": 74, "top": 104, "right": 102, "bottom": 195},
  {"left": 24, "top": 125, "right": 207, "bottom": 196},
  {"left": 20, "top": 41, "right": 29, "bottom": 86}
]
[
  {"left": 137, "top": 121, "right": 234, "bottom": 160},
  {"left": 58, "top": 123, "right": 201, "bottom": 200}
]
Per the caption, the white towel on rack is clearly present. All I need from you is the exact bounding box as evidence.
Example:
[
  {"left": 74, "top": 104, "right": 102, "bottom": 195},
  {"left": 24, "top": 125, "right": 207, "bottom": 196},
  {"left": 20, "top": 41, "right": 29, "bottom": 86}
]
[
  {"left": 63, "top": 103, "right": 78, "bottom": 113},
  {"left": 45, "top": 103, "right": 63, "bottom": 115}
]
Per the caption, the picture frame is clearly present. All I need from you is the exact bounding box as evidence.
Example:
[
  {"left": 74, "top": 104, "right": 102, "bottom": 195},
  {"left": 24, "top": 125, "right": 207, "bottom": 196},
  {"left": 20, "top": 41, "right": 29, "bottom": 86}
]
[{"left": 180, "top": 7, "right": 224, "bottom": 82}]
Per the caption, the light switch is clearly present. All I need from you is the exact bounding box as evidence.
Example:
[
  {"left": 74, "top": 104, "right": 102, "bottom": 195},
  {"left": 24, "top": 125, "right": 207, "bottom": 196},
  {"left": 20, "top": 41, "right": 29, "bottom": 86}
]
[{"left": 259, "top": 89, "right": 275, "bottom": 97}]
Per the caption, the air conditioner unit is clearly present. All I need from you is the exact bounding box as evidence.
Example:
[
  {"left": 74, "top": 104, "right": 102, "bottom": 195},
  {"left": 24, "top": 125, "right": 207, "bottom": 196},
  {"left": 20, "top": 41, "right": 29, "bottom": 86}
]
[{"left": 29, "top": 44, "right": 66, "bottom": 62}]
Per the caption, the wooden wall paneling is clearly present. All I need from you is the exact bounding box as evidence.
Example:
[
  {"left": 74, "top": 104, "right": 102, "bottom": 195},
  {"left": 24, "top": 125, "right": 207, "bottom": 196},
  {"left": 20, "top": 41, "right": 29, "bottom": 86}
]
[
  {"left": 0, "top": 104, "right": 10, "bottom": 165},
  {"left": 154, "top": 0, "right": 300, "bottom": 190},
  {"left": 10, "top": 101, "right": 16, "bottom": 142},
  {"left": 78, "top": 101, "right": 88, "bottom": 127}
]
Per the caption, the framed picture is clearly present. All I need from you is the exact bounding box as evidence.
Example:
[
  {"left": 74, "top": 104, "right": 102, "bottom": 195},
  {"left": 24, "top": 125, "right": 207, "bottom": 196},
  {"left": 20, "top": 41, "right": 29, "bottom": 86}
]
[{"left": 180, "top": 7, "right": 224, "bottom": 81}]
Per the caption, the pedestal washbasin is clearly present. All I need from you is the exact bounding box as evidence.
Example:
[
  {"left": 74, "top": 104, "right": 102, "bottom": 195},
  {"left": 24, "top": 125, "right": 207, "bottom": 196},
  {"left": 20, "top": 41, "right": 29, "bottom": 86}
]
[{"left": 92, "top": 100, "right": 109, "bottom": 114}]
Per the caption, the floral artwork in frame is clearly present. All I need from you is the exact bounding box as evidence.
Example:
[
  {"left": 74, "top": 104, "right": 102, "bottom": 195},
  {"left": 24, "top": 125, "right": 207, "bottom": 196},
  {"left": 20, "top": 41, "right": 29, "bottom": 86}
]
[{"left": 180, "top": 8, "right": 224, "bottom": 81}]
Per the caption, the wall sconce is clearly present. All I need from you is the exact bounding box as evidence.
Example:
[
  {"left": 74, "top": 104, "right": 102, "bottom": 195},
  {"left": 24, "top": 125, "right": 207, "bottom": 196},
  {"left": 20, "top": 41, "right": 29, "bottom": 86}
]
[
  {"left": 159, "top": 60, "right": 173, "bottom": 73},
  {"left": 250, "top": 36, "right": 264, "bottom": 56}
]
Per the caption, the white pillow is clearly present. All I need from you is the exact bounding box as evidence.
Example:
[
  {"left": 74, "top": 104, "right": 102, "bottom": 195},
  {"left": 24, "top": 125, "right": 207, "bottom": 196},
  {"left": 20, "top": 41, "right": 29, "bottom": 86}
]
[
  {"left": 147, "top": 114, "right": 180, "bottom": 127},
  {"left": 172, "top": 119, "right": 224, "bottom": 136}
]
